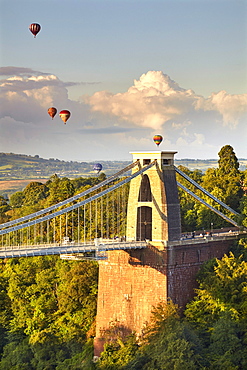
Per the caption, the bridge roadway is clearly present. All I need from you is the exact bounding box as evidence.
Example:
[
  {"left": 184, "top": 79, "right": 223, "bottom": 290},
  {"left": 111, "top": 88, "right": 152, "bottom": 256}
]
[
  {"left": 0, "top": 230, "right": 245, "bottom": 259},
  {"left": 0, "top": 240, "right": 147, "bottom": 259}
]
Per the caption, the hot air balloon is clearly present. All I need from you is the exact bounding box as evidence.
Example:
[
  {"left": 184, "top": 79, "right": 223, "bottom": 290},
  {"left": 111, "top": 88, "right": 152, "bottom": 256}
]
[
  {"left": 59, "top": 110, "right": 71, "bottom": 124},
  {"left": 29, "top": 23, "right": 41, "bottom": 38},
  {"left": 47, "top": 107, "right": 57, "bottom": 120},
  {"left": 153, "top": 135, "right": 163, "bottom": 146},
  {"left": 93, "top": 163, "right": 103, "bottom": 174}
]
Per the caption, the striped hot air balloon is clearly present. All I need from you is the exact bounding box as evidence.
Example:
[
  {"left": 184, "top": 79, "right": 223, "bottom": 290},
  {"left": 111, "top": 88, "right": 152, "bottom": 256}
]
[
  {"left": 153, "top": 135, "right": 163, "bottom": 146},
  {"left": 29, "top": 23, "right": 41, "bottom": 38},
  {"left": 59, "top": 110, "right": 71, "bottom": 124}
]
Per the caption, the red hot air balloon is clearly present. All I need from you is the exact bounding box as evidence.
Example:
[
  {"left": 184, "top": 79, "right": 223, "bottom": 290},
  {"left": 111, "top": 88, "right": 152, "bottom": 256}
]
[
  {"left": 59, "top": 110, "right": 71, "bottom": 124},
  {"left": 47, "top": 107, "right": 57, "bottom": 120},
  {"left": 153, "top": 135, "right": 163, "bottom": 146},
  {"left": 29, "top": 23, "right": 41, "bottom": 38}
]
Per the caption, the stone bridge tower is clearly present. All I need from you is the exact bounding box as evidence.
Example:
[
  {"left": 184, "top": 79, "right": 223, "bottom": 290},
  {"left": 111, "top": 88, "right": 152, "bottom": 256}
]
[
  {"left": 94, "top": 151, "right": 232, "bottom": 357},
  {"left": 126, "top": 151, "right": 181, "bottom": 246}
]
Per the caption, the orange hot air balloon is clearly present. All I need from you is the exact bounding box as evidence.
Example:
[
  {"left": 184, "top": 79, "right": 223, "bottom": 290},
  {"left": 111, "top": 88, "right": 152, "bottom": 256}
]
[
  {"left": 153, "top": 135, "right": 163, "bottom": 146},
  {"left": 59, "top": 110, "right": 71, "bottom": 124},
  {"left": 29, "top": 23, "right": 41, "bottom": 37},
  {"left": 48, "top": 107, "right": 57, "bottom": 120}
]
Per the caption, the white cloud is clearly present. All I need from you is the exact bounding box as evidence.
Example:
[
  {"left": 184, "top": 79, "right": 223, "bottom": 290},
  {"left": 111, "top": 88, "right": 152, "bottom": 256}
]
[
  {"left": 0, "top": 73, "right": 72, "bottom": 122},
  {"left": 84, "top": 71, "right": 199, "bottom": 130},
  {"left": 85, "top": 71, "right": 247, "bottom": 131},
  {"left": 195, "top": 90, "right": 247, "bottom": 128},
  {"left": 172, "top": 120, "right": 192, "bottom": 129},
  {"left": 0, "top": 73, "right": 77, "bottom": 93},
  {"left": 0, "top": 68, "right": 246, "bottom": 161}
]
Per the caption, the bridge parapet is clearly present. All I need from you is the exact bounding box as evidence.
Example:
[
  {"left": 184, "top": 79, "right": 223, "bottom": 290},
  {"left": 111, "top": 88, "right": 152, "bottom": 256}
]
[{"left": 164, "top": 230, "right": 244, "bottom": 247}]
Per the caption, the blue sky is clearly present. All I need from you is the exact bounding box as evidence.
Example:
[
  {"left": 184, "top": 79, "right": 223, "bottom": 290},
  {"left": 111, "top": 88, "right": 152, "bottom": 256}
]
[{"left": 1, "top": 0, "right": 247, "bottom": 162}]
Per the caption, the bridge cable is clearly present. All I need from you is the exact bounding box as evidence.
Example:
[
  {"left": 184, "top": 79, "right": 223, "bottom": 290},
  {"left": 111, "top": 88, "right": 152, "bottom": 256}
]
[
  {"left": 175, "top": 166, "right": 239, "bottom": 216},
  {"left": 101, "top": 195, "right": 103, "bottom": 239},
  {"left": 0, "top": 160, "right": 156, "bottom": 236},
  {"left": 177, "top": 181, "right": 239, "bottom": 227},
  {"left": 0, "top": 160, "right": 140, "bottom": 230}
]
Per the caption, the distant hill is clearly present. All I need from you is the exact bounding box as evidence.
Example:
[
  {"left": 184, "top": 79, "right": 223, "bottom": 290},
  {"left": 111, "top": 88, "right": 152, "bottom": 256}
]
[
  {"left": 0, "top": 153, "right": 130, "bottom": 196},
  {"left": 175, "top": 158, "right": 247, "bottom": 172},
  {"left": 0, "top": 152, "right": 246, "bottom": 197},
  {"left": 0, "top": 152, "right": 128, "bottom": 180}
]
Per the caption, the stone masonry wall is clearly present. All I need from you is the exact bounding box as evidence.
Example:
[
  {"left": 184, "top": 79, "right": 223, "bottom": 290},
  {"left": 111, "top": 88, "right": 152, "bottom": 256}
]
[
  {"left": 94, "top": 238, "right": 233, "bottom": 356},
  {"left": 167, "top": 238, "right": 233, "bottom": 307},
  {"left": 94, "top": 247, "right": 168, "bottom": 356}
]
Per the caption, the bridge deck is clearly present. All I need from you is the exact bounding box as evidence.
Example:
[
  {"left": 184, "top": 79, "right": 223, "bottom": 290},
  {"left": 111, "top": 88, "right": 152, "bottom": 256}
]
[
  {"left": 0, "top": 231, "right": 244, "bottom": 259},
  {"left": 0, "top": 241, "right": 147, "bottom": 259}
]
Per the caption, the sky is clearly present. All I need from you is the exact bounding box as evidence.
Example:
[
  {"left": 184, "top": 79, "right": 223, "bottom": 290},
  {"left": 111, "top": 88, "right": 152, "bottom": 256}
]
[{"left": 0, "top": 0, "right": 247, "bottom": 163}]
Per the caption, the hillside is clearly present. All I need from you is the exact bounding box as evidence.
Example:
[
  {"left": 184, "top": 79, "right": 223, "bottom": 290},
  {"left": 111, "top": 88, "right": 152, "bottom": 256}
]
[
  {"left": 0, "top": 152, "right": 128, "bottom": 180},
  {"left": 0, "top": 152, "right": 246, "bottom": 197}
]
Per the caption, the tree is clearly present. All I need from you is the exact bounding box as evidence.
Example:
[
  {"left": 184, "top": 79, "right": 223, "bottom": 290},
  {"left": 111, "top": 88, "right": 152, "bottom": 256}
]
[
  {"left": 218, "top": 145, "right": 240, "bottom": 176},
  {"left": 0, "top": 196, "right": 10, "bottom": 223},
  {"left": 207, "top": 312, "right": 247, "bottom": 369},
  {"left": 55, "top": 260, "right": 98, "bottom": 343},
  {"left": 0, "top": 336, "right": 34, "bottom": 370},
  {"left": 9, "top": 191, "right": 24, "bottom": 209},
  {"left": 45, "top": 176, "right": 75, "bottom": 205},
  {"left": 185, "top": 252, "right": 247, "bottom": 328},
  {"left": 240, "top": 196, "right": 247, "bottom": 229},
  {"left": 97, "top": 334, "right": 139, "bottom": 370},
  {"left": 0, "top": 256, "right": 99, "bottom": 369},
  {"left": 22, "top": 182, "right": 48, "bottom": 207},
  {"left": 125, "top": 302, "right": 206, "bottom": 370},
  {"left": 216, "top": 145, "right": 243, "bottom": 211}
]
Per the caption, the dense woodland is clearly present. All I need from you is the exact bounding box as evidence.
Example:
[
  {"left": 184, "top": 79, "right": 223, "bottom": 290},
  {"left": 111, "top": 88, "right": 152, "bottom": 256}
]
[{"left": 0, "top": 145, "right": 247, "bottom": 369}]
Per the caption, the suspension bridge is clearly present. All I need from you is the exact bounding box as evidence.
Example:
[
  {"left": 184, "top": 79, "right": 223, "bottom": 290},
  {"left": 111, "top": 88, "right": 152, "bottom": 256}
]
[
  {"left": 0, "top": 150, "right": 245, "bottom": 357},
  {"left": 0, "top": 151, "right": 243, "bottom": 260}
]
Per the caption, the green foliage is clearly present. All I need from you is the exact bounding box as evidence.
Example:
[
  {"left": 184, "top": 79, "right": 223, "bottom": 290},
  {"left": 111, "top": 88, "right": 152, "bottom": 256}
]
[
  {"left": 216, "top": 145, "right": 243, "bottom": 210},
  {"left": 177, "top": 145, "right": 245, "bottom": 231},
  {"left": 184, "top": 247, "right": 247, "bottom": 368},
  {"left": 45, "top": 176, "right": 75, "bottom": 205},
  {"left": 218, "top": 145, "right": 240, "bottom": 175},
  {"left": 137, "top": 320, "right": 204, "bottom": 370},
  {"left": 0, "top": 336, "right": 34, "bottom": 370},
  {"left": 56, "top": 339, "right": 96, "bottom": 370},
  {"left": 23, "top": 182, "right": 49, "bottom": 206},
  {"left": 207, "top": 312, "right": 247, "bottom": 369},
  {"left": 0, "top": 256, "right": 98, "bottom": 369},
  {"left": 185, "top": 252, "right": 247, "bottom": 328},
  {"left": 97, "top": 335, "right": 139, "bottom": 370},
  {"left": 241, "top": 196, "right": 247, "bottom": 228},
  {"left": 9, "top": 191, "right": 24, "bottom": 209},
  {"left": 0, "top": 196, "right": 10, "bottom": 223}
]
